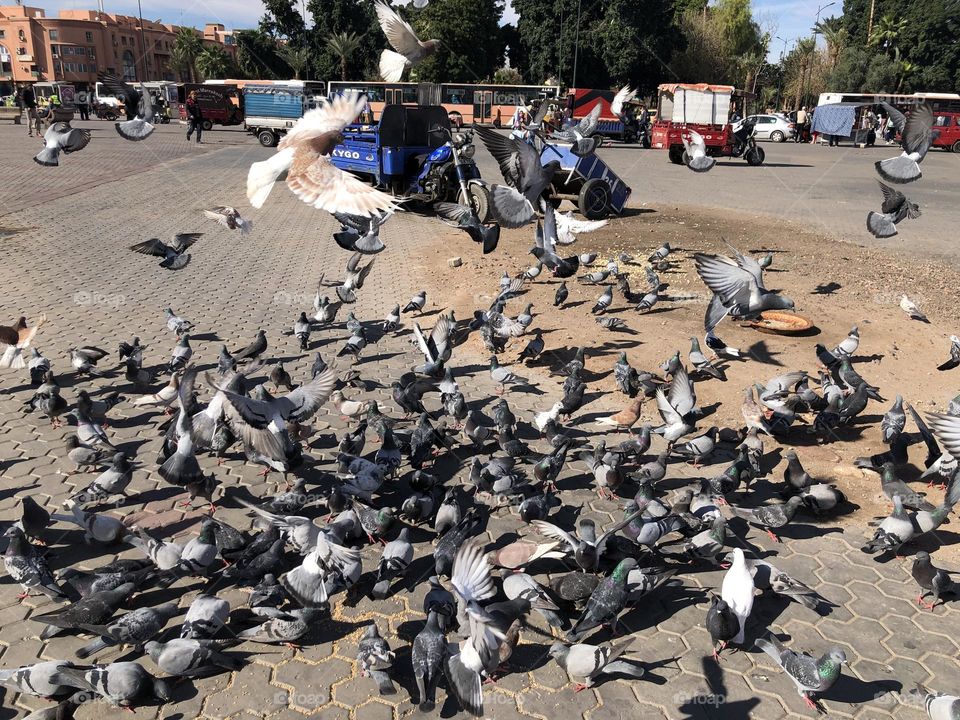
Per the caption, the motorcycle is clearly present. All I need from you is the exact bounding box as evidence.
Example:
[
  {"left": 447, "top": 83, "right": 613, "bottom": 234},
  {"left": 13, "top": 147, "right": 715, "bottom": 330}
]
[{"left": 730, "top": 116, "right": 765, "bottom": 165}]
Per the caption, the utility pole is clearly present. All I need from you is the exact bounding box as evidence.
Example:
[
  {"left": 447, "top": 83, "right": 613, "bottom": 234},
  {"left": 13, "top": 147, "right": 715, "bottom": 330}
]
[
  {"left": 136, "top": 0, "right": 149, "bottom": 80},
  {"left": 801, "top": 1, "right": 835, "bottom": 108},
  {"left": 557, "top": 4, "right": 564, "bottom": 88},
  {"left": 571, "top": 0, "right": 582, "bottom": 89}
]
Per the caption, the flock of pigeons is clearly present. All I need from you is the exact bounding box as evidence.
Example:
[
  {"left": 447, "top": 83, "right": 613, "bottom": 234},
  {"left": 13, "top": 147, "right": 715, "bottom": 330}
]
[{"left": 6, "top": 14, "right": 960, "bottom": 719}]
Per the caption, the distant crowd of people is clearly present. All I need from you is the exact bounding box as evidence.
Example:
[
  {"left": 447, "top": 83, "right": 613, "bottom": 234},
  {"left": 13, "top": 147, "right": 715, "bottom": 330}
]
[{"left": 773, "top": 104, "right": 896, "bottom": 147}]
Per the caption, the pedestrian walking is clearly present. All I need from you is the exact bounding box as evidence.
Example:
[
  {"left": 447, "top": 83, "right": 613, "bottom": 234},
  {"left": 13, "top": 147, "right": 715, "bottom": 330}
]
[
  {"left": 794, "top": 106, "right": 808, "bottom": 143},
  {"left": 77, "top": 90, "right": 90, "bottom": 121},
  {"left": 185, "top": 90, "right": 204, "bottom": 144},
  {"left": 21, "top": 84, "right": 37, "bottom": 137}
]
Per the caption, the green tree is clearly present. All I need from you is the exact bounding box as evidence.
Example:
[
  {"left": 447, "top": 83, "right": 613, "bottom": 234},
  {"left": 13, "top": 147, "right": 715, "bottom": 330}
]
[
  {"left": 714, "top": 0, "right": 763, "bottom": 58},
  {"left": 260, "top": 0, "right": 305, "bottom": 42},
  {"left": 278, "top": 44, "right": 309, "bottom": 79},
  {"left": 868, "top": 13, "right": 907, "bottom": 57},
  {"left": 499, "top": 24, "right": 526, "bottom": 79},
  {"left": 492, "top": 66, "right": 523, "bottom": 84},
  {"left": 412, "top": 0, "right": 505, "bottom": 83},
  {"left": 325, "top": 32, "right": 361, "bottom": 81},
  {"left": 595, "top": 0, "right": 683, "bottom": 91},
  {"left": 235, "top": 29, "right": 289, "bottom": 79},
  {"left": 304, "top": 0, "right": 379, "bottom": 81},
  {"left": 195, "top": 44, "right": 231, "bottom": 81},
  {"left": 172, "top": 27, "right": 203, "bottom": 82},
  {"left": 814, "top": 16, "right": 848, "bottom": 67}
]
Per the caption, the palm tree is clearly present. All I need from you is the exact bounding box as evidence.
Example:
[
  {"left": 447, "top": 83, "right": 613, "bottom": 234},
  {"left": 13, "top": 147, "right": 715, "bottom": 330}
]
[
  {"left": 195, "top": 45, "right": 229, "bottom": 81},
  {"left": 172, "top": 27, "right": 202, "bottom": 82},
  {"left": 278, "top": 44, "right": 309, "bottom": 80},
  {"left": 896, "top": 59, "right": 916, "bottom": 92},
  {"left": 326, "top": 32, "right": 361, "bottom": 81},
  {"left": 813, "top": 16, "right": 848, "bottom": 67},
  {"left": 869, "top": 14, "right": 907, "bottom": 58}
]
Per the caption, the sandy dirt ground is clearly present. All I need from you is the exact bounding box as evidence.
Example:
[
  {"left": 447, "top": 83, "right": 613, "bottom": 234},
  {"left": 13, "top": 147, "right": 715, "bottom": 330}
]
[{"left": 411, "top": 201, "right": 960, "bottom": 559}]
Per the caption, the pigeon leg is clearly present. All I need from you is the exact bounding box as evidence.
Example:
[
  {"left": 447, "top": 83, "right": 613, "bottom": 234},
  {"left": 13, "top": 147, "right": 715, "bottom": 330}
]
[
  {"left": 802, "top": 694, "right": 818, "bottom": 710},
  {"left": 16, "top": 591, "right": 30, "bottom": 602},
  {"left": 573, "top": 683, "right": 589, "bottom": 693},
  {"left": 766, "top": 529, "right": 781, "bottom": 543},
  {"left": 258, "top": 467, "right": 271, "bottom": 478}
]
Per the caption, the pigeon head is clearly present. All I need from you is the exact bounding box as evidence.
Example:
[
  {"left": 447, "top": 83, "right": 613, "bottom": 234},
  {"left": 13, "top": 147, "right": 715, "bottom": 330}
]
[
  {"left": 152, "top": 677, "right": 173, "bottom": 702},
  {"left": 768, "top": 295, "right": 795, "bottom": 311},
  {"left": 548, "top": 642, "right": 569, "bottom": 660}
]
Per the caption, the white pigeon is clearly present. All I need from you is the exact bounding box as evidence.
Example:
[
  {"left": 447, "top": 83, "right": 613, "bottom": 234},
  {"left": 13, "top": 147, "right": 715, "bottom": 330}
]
[
  {"left": 533, "top": 402, "right": 563, "bottom": 433},
  {"left": 246, "top": 91, "right": 400, "bottom": 216},
  {"left": 611, "top": 85, "right": 637, "bottom": 117},
  {"left": 720, "top": 548, "right": 755, "bottom": 645},
  {"left": 682, "top": 129, "right": 716, "bottom": 173},
  {"left": 900, "top": 294, "right": 929, "bottom": 322},
  {"left": 374, "top": 0, "right": 440, "bottom": 82},
  {"left": 554, "top": 211, "right": 608, "bottom": 246}
]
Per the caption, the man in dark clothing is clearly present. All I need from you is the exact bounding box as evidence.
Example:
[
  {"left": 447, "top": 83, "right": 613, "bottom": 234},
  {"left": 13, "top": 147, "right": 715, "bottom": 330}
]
[
  {"left": 185, "top": 90, "right": 203, "bottom": 144},
  {"left": 21, "top": 85, "right": 37, "bottom": 137}
]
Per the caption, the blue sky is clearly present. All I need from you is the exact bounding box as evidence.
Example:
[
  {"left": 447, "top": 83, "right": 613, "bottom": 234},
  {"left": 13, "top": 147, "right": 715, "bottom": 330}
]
[{"left": 38, "top": 0, "right": 833, "bottom": 62}]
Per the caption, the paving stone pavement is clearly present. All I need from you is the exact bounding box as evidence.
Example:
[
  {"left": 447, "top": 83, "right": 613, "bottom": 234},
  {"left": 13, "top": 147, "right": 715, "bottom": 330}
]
[{"left": 0, "top": 123, "right": 958, "bottom": 720}]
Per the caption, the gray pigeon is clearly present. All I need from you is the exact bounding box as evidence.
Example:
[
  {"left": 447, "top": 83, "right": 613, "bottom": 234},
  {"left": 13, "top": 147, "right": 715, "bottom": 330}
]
[
  {"left": 907, "top": 684, "right": 960, "bottom": 719},
  {"left": 878, "top": 462, "right": 934, "bottom": 511},
  {"left": 145, "top": 638, "right": 242, "bottom": 678},
  {"left": 48, "top": 661, "right": 172, "bottom": 708},
  {"left": 34, "top": 121, "right": 92, "bottom": 166},
  {"left": 75, "top": 602, "right": 179, "bottom": 659},
  {"left": 357, "top": 623, "right": 396, "bottom": 695},
  {"left": 568, "top": 558, "right": 637, "bottom": 641},
  {"left": 33, "top": 582, "right": 136, "bottom": 639},
  {"left": 866, "top": 181, "right": 920, "bottom": 237},
  {"left": 549, "top": 638, "right": 643, "bottom": 690},
  {"left": 0, "top": 660, "right": 77, "bottom": 697},
  {"left": 181, "top": 594, "right": 230, "bottom": 639},
  {"left": 937, "top": 336, "right": 960, "bottom": 371},
  {"left": 412, "top": 610, "right": 445, "bottom": 711},
  {"left": 372, "top": 527, "right": 413, "bottom": 599},
  {"left": 70, "top": 451, "right": 134, "bottom": 505},
  {"left": 706, "top": 594, "right": 740, "bottom": 660},
  {"left": 881, "top": 395, "right": 906, "bottom": 443},
  {"left": 3, "top": 526, "right": 67, "bottom": 601},
  {"left": 237, "top": 606, "right": 327, "bottom": 645},
  {"left": 423, "top": 576, "right": 457, "bottom": 632},
  {"left": 50, "top": 500, "right": 125, "bottom": 544},
  {"left": 876, "top": 101, "right": 935, "bottom": 183},
  {"left": 911, "top": 551, "right": 957, "bottom": 610},
  {"left": 754, "top": 634, "right": 846, "bottom": 709}
]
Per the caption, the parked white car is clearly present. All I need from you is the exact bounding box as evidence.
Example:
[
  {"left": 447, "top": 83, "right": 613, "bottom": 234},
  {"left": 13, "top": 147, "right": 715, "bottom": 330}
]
[{"left": 746, "top": 114, "right": 795, "bottom": 142}]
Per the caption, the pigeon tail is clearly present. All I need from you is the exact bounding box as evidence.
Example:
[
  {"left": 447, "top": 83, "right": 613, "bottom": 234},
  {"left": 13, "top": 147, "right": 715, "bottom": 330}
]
[
  {"left": 875, "top": 155, "right": 921, "bottom": 184},
  {"left": 33, "top": 147, "right": 60, "bottom": 166},
  {"left": 866, "top": 211, "right": 897, "bottom": 238},
  {"left": 115, "top": 118, "right": 155, "bottom": 141},
  {"left": 379, "top": 49, "right": 408, "bottom": 83},
  {"left": 687, "top": 156, "right": 716, "bottom": 173},
  {"left": 247, "top": 147, "right": 295, "bottom": 209}
]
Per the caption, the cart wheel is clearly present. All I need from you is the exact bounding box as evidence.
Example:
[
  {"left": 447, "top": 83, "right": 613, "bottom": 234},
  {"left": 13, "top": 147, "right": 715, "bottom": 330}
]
[
  {"left": 641, "top": 134, "right": 651, "bottom": 149},
  {"left": 668, "top": 146, "right": 684, "bottom": 164},
  {"left": 578, "top": 178, "right": 611, "bottom": 220},
  {"left": 746, "top": 146, "right": 765, "bottom": 166},
  {"left": 459, "top": 184, "right": 491, "bottom": 224},
  {"left": 202, "top": 119, "right": 213, "bottom": 131},
  {"left": 952, "top": 140, "right": 960, "bottom": 153},
  {"left": 104, "top": 111, "right": 117, "bottom": 121},
  {"left": 681, "top": 151, "right": 690, "bottom": 166},
  {"left": 258, "top": 130, "right": 278, "bottom": 148}
]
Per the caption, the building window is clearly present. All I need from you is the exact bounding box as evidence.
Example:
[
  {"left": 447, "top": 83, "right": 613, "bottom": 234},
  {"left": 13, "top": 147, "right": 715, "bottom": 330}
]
[
  {"left": 49, "top": 30, "right": 58, "bottom": 40},
  {"left": 121, "top": 49, "right": 135, "bottom": 80},
  {"left": 121, "top": 36, "right": 127, "bottom": 45},
  {"left": 0, "top": 30, "right": 5, "bottom": 39},
  {"left": 85, "top": 31, "right": 93, "bottom": 42},
  {"left": 19, "top": 29, "right": 26, "bottom": 41},
  {"left": 51, "top": 45, "right": 59, "bottom": 55}
]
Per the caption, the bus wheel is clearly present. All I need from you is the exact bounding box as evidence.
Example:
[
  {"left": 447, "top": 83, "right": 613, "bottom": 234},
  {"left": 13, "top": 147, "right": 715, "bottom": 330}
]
[
  {"left": 202, "top": 119, "right": 213, "bottom": 131},
  {"left": 668, "top": 146, "right": 684, "bottom": 164},
  {"left": 258, "top": 130, "right": 278, "bottom": 147},
  {"left": 459, "top": 184, "right": 491, "bottom": 224},
  {"left": 578, "top": 179, "right": 611, "bottom": 220}
]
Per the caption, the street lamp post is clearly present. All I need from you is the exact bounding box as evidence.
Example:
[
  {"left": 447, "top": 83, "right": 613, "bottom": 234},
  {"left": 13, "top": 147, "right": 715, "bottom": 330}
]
[
  {"left": 775, "top": 35, "right": 789, "bottom": 110},
  {"left": 801, "top": 1, "right": 835, "bottom": 108},
  {"left": 571, "top": 0, "right": 582, "bottom": 89}
]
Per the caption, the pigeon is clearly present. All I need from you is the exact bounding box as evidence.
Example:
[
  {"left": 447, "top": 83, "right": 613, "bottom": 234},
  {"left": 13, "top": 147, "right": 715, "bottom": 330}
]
[
  {"left": 374, "top": 0, "right": 440, "bottom": 81},
  {"left": 531, "top": 512, "right": 641, "bottom": 572},
  {"left": 518, "top": 331, "right": 545, "bottom": 363},
  {"left": 372, "top": 527, "right": 414, "bottom": 599},
  {"left": 32, "top": 582, "right": 135, "bottom": 640},
  {"left": 866, "top": 181, "right": 920, "bottom": 237},
  {"left": 3, "top": 526, "right": 67, "bottom": 601},
  {"left": 48, "top": 661, "right": 172, "bottom": 707},
  {"left": 145, "top": 638, "right": 241, "bottom": 678},
  {"left": 403, "top": 290, "right": 427, "bottom": 314},
  {"left": 504, "top": 572, "right": 566, "bottom": 630},
  {"left": 706, "top": 594, "right": 740, "bottom": 660},
  {"left": 434, "top": 201, "right": 500, "bottom": 254},
  {"left": 236, "top": 606, "right": 328, "bottom": 645},
  {"left": 34, "top": 121, "right": 91, "bottom": 166},
  {"left": 280, "top": 535, "right": 362, "bottom": 607},
  {"left": 50, "top": 500, "right": 125, "bottom": 544},
  {"left": 878, "top": 462, "right": 933, "bottom": 511},
  {"left": 611, "top": 85, "right": 637, "bottom": 117},
  {"left": 247, "top": 90, "right": 399, "bottom": 214},
  {"left": 554, "top": 281, "right": 569, "bottom": 307},
  {"left": 911, "top": 551, "right": 956, "bottom": 611},
  {"left": 204, "top": 205, "right": 253, "bottom": 235},
  {"left": 907, "top": 684, "right": 960, "bottom": 720},
  {"left": 474, "top": 125, "right": 561, "bottom": 228},
  {"left": 382, "top": 304, "right": 401, "bottom": 332},
  {"left": 180, "top": 594, "right": 230, "bottom": 639},
  {"left": 900, "top": 294, "right": 929, "bottom": 322},
  {"left": 881, "top": 395, "right": 907, "bottom": 444},
  {"left": 332, "top": 211, "right": 388, "bottom": 254},
  {"left": 567, "top": 558, "right": 637, "bottom": 642},
  {"left": 129, "top": 233, "right": 203, "bottom": 270},
  {"left": 720, "top": 548, "right": 754, "bottom": 645},
  {"left": 673, "top": 426, "right": 719, "bottom": 466},
  {"left": 0, "top": 660, "right": 78, "bottom": 698},
  {"left": 98, "top": 72, "right": 155, "bottom": 140},
  {"left": 549, "top": 638, "right": 643, "bottom": 691},
  {"left": 124, "top": 526, "right": 183, "bottom": 570},
  {"left": 937, "top": 336, "right": 960, "bottom": 371},
  {"left": 591, "top": 284, "right": 614, "bottom": 314},
  {"left": 357, "top": 623, "right": 396, "bottom": 695},
  {"left": 18, "top": 495, "right": 50, "bottom": 544},
  {"left": 555, "top": 213, "right": 607, "bottom": 245},
  {"left": 0, "top": 314, "right": 45, "bottom": 369},
  {"left": 168, "top": 333, "right": 192, "bottom": 372},
  {"left": 731, "top": 496, "right": 804, "bottom": 542},
  {"left": 412, "top": 610, "right": 446, "bottom": 711},
  {"left": 75, "top": 602, "right": 179, "bottom": 659},
  {"left": 694, "top": 252, "right": 794, "bottom": 332},
  {"left": 489, "top": 356, "right": 527, "bottom": 393},
  {"left": 551, "top": 103, "right": 602, "bottom": 156},
  {"left": 876, "top": 101, "right": 936, "bottom": 183},
  {"left": 682, "top": 129, "right": 715, "bottom": 172},
  {"left": 754, "top": 634, "right": 846, "bottom": 709},
  {"left": 27, "top": 347, "right": 50, "bottom": 385}
]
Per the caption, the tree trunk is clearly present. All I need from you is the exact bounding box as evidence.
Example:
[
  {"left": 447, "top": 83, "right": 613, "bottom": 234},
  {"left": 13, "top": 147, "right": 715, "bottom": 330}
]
[
  {"left": 341, "top": 57, "right": 347, "bottom": 81},
  {"left": 867, "top": 0, "right": 875, "bottom": 43}
]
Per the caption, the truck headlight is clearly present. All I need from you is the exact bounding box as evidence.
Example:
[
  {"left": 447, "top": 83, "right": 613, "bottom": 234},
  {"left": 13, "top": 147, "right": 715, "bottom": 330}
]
[{"left": 459, "top": 143, "right": 475, "bottom": 160}]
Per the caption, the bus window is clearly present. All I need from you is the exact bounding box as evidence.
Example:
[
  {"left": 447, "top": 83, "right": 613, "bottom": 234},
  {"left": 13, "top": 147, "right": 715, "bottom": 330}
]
[
  {"left": 401, "top": 86, "right": 418, "bottom": 103},
  {"left": 493, "top": 88, "right": 521, "bottom": 106},
  {"left": 443, "top": 87, "right": 472, "bottom": 104}
]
